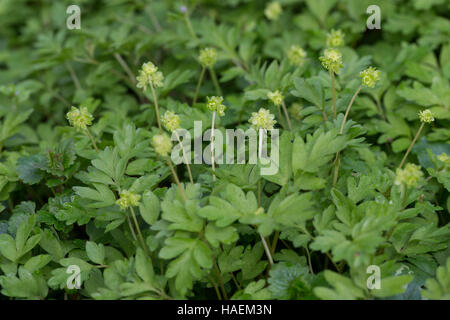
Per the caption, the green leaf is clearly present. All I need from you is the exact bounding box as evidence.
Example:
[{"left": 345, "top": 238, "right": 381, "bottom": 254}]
[
  {"left": 292, "top": 129, "right": 346, "bottom": 173},
  {"left": 86, "top": 241, "right": 105, "bottom": 265},
  {"left": 205, "top": 223, "right": 238, "bottom": 248},
  {"left": 16, "top": 155, "right": 47, "bottom": 185},
  {"left": 139, "top": 191, "right": 160, "bottom": 225}
]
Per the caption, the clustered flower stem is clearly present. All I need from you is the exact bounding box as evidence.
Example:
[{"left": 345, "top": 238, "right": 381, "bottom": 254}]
[
  {"left": 85, "top": 128, "right": 99, "bottom": 153},
  {"left": 332, "top": 85, "right": 362, "bottom": 187},
  {"left": 167, "top": 158, "right": 187, "bottom": 201},
  {"left": 398, "top": 122, "right": 425, "bottom": 169},
  {"left": 281, "top": 101, "right": 292, "bottom": 131},
  {"left": 129, "top": 206, "right": 150, "bottom": 257},
  {"left": 209, "top": 68, "right": 222, "bottom": 96},
  {"left": 174, "top": 131, "right": 194, "bottom": 184},
  {"left": 193, "top": 66, "right": 206, "bottom": 105},
  {"left": 331, "top": 71, "right": 337, "bottom": 119},
  {"left": 183, "top": 10, "right": 198, "bottom": 41},
  {"left": 211, "top": 111, "right": 217, "bottom": 181},
  {"left": 150, "top": 82, "right": 163, "bottom": 132}
]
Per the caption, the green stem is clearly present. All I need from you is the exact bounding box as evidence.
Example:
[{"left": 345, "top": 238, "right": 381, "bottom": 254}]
[
  {"left": 183, "top": 12, "right": 198, "bottom": 41},
  {"left": 340, "top": 85, "right": 362, "bottom": 134},
  {"left": 85, "top": 128, "right": 99, "bottom": 153},
  {"left": 398, "top": 122, "right": 425, "bottom": 169},
  {"left": 211, "top": 111, "right": 216, "bottom": 181},
  {"left": 333, "top": 85, "right": 362, "bottom": 187},
  {"left": 130, "top": 207, "right": 150, "bottom": 257},
  {"left": 331, "top": 71, "right": 337, "bottom": 119},
  {"left": 281, "top": 101, "right": 292, "bottom": 131},
  {"left": 150, "top": 82, "right": 163, "bottom": 132},
  {"left": 175, "top": 131, "right": 194, "bottom": 184},
  {"left": 167, "top": 158, "right": 187, "bottom": 201},
  {"left": 209, "top": 68, "right": 222, "bottom": 96},
  {"left": 193, "top": 67, "right": 205, "bottom": 105}
]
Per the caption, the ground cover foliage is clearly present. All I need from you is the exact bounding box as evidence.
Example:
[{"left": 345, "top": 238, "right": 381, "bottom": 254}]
[{"left": 0, "top": 0, "right": 449, "bottom": 300}]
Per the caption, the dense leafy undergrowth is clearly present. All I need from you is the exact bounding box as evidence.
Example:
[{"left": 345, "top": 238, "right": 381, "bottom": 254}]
[{"left": 0, "top": 0, "right": 449, "bottom": 300}]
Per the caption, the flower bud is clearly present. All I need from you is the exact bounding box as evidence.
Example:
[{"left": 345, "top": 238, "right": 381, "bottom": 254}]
[
  {"left": 287, "top": 45, "right": 307, "bottom": 67},
  {"left": 326, "top": 29, "right": 345, "bottom": 48},
  {"left": 206, "top": 96, "right": 226, "bottom": 116},
  {"left": 161, "top": 111, "right": 181, "bottom": 132},
  {"left": 419, "top": 109, "right": 434, "bottom": 123},
  {"left": 395, "top": 163, "right": 423, "bottom": 188},
  {"left": 319, "top": 48, "right": 343, "bottom": 74},
  {"left": 264, "top": 2, "right": 282, "bottom": 21},
  {"left": 199, "top": 48, "right": 217, "bottom": 68},
  {"left": 267, "top": 90, "right": 284, "bottom": 106},
  {"left": 116, "top": 190, "right": 141, "bottom": 210},
  {"left": 66, "top": 106, "right": 93, "bottom": 131},
  {"left": 249, "top": 108, "right": 277, "bottom": 130},
  {"left": 152, "top": 133, "right": 173, "bottom": 157},
  {"left": 360, "top": 67, "right": 380, "bottom": 88}
]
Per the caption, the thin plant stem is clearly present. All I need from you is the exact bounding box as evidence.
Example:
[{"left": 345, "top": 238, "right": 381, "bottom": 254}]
[
  {"left": 211, "top": 111, "right": 216, "bottom": 181},
  {"left": 271, "top": 230, "right": 279, "bottom": 255},
  {"left": 208, "top": 274, "right": 222, "bottom": 300},
  {"left": 331, "top": 71, "right": 337, "bottom": 119},
  {"left": 114, "top": 53, "right": 136, "bottom": 85},
  {"left": 305, "top": 246, "right": 314, "bottom": 275},
  {"left": 281, "top": 101, "right": 292, "bottom": 131},
  {"left": 130, "top": 207, "right": 150, "bottom": 257},
  {"left": 398, "top": 122, "right": 424, "bottom": 169},
  {"left": 333, "top": 85, "right": 362, "bottom": 186},
  {"left": 260, "top": 233, "right": 274, "bottom": 266},
  {"left": 126, "top": 213, "right": 138, "bottom": 241},
  {"left": 66, "top": 62, "right": 82, "bottom": 91},
  {"left": 167, "top": 158, "right": 187, "bottom": 201},
  {"left": 183, "top": 11, "right": 198, "bottom": 41},
  {"left": 193, "top": 67, "right": 205, "bottom": 105},
  {"left": 276, "top": 104, "right": 286, "bottom": 129},
  {"left": 145, "top": 5, "right": 162, "bottom": 32},
  {"left": 340, "top": 85, "right": 362, "bottom": 134},
  {"left": 175, "top": 131, "right": 194, "bottom": 184},
  {"left": 149, "top": 82, "right": 163, "bottom": 132},
  {"left": 230, "top": 272, "right": 241, "bottom": 290},
  {"left": 209, "top": 68, "right": 222, "bottom": 96},
  {"left": 85, "top": 128, "right": 99, "bottom": 153},
  {"left": 213, "top": 259, "right": 228, "bottom": 300}
]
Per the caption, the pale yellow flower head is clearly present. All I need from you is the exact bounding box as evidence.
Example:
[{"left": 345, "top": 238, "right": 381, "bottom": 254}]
[
  {"left": 116, "top": 190, "right": 141, "bottom": 210},
  {"left": 319, "top": 48, "right": 343, "bottom": 74},
  {"left": 66, "top": 106, "right": 93, "bottom": 131},
  {"left": 395, "top": 163, "right": 423, "bottom": 188},
  {"left": 360, "top": 67, "right": 380, "bottom": 88},
  {"left": 437, "top": 153, "right": 449, "bottom": 166},
  {"left": 419, "top": 109, "right": 434, "bottom": 123},
  {"left": 206, "top": 96, "right": 226, "bottom": 116},
  {"left": 161, "top": 111, "right": 181, "bottom": 132},
  {"left": 136, "top": 61, "right": 164, "bottom": 90},
  {"left": 152, "top": 133, "right": 173, "bottom": 157},
  {"left": 287, "top": 45, "right": 307, "bottom": 67},
  {"left": 249, "top": 108, "right": 277, "bottom": 130},
  {"left": 264, "top": 2, "right": 282, "bottom": 21},
  {"left": 199, "top": 48, "right": 217, "bottom": 68},
  {"left": 326, "top": 29, "right": 345, "bottom": 48},
  {"left": 267, "top": 90, "right": 284, "bottom": 106}
]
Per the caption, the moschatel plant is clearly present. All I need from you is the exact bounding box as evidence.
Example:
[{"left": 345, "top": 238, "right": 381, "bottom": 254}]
[{"left": 0, "top": 0, "right": 449, "bottom": 301}]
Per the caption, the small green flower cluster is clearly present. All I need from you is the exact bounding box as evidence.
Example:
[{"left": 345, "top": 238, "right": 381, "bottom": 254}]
[
  {"left": 207, "top": 96, "right": 226, "bottom": 116},
  {"left": 199, "top": 48, "right": 217, "bottom": 68},
  {"left": 264, "top": 2, "right": 282, "bottom": 21},
  {"left": 136, "top": 62, "right": 164, "bottom": 90},
  {"left": 360, "top": 67, "right": 381, "bottom": 88},
  {"left": 319, "top": 48, "right": 343, "bottom": 74},
  {"left": 267, "top": 90, "right": 284, "bottom": 106},
  {"left": 116, "top": 190, "right": 141, "bottom": 210},
  {"left": 287, "top": 45, "right": 307, "bottom": 66},
  {"left": 161, "top": 111, "right": 181, "bottom": 132},
  {"left": 249, "top": 108, "right": 277, "bottom": 130},
  {"left": 395, "top": 163, "right": 424, "bottom": 188},
  {"left": 152, "top": 133, "right": 173, "bottom": 157},
  {"left": 66, "top": 106, "right": 93, "bottom": 131},
  {"left": 326, "top": 29, "right": 345, "bottom": 48},
  {"left": 419, "top": 109, "right": 434, "bottom": 123}
]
